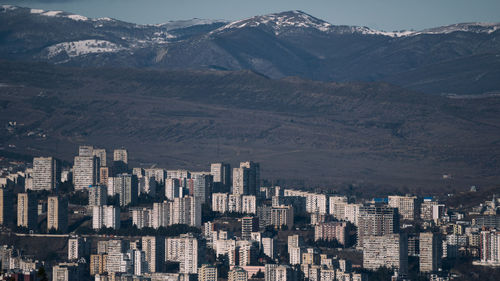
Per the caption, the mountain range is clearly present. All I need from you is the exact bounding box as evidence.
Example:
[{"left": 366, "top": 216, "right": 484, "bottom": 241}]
[{"left": 1, "top": 5, "right": 500, "bottom": 95}]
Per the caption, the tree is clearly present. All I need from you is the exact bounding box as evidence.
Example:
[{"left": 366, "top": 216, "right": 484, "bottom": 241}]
[{"left": 37, "top": 267, "right": 49, "bottom": 281}]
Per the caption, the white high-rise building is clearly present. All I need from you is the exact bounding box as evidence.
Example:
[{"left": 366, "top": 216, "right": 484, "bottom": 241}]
[
  {"left": 210, "top": 162, "right": 231, "bottom": 192},
  {"left": 73, "top": 156, "right": 99, "bottom": 190},
  {"left": 93, "top": 148, "right": 107, "bottom": 167},
  {"left": 262, "top": 237, "right": 276, "bottom": 259},
  {"left": 289, "top": 246, "right": 302, "bottom": 265},
  {"left": 329, "top": 196, "right": 347, "bottom": 220},
  {"left": 344, "top": 203, "right": 361, "bottom": 226},
  {"left": 239, "top": 161, "right": 260, "bottom": 195},
  {"left": 92, "top": 205, "right": 120, "bottom": 229},
  {"left": 133, "top": 250, "right": 148, "bottom": 276},
  {"left": 68, "top": 237, "right": 87, "bottom": 261},
  {"left": 479, "top": 229, "right": 500, "bottom": 265},
  {"left": 79, "top": 145, "right": 94, "bottom": 157},
  {"left": 145, "top": 168, "right": 166, "bottom": 185},
  {"left": 32, "top": 157, "right": 60, "bottom": 191},
  {"left": 228, "top": 194, "right": 242, "bottom": 213},
  {"left": 52, "top": 262, "right": 81, "bottom": 281},
  {"left": 131, "top": 207, "right": 152, "bottom": 229},
  {"left": 47, "top": 196, "right": 68, "bottom": 232},
  {"left": 191, "top": 173, "right": 213, "bottom": 204},
  {"left": 166, "top": 234, "right": 198, "bottom": 274},
  {"left": 199, "top": 264, "right": 218, "bottom": 281},
  {"left": 17, "top": 193, "right": 37, "bottom": 230},
  {"left": 110, "top": 173, "right": 138, "bottom": 206},
  {"left": 242, "top": 195, "right": 257, "bottom": 214},
  {"left": 232, "top": 167, "right": 249, "bottom": 195},
  {"left": 306, "top": 194, "right": 328, "bottom": 214},
  {"left": 388, "top": 195, "right": 419, "bottom": 221},
  {"left": 171, "top": 196, "right": 201, "bottom": 227},
  {"left": 229, "top": 266, "right": 248, "bottom": 281},
  {"left": 142, "top": 236, "right": 165, "bottom": 273},
  {"left": 420, "top": 232, "right": 441, "bottom": 272},
  {"left": 212, "top": 193, "right": 228, "bottom": 213},
  {"left": 165, "top": 178, "right": 180, "bottom": 200},
  {"left": 152, "top": 201, "right": 170, "bottom": 229},
  {"left": 88, "top": 185, "right": 108, "bottom": 206},
  {"left": 271, "top": 205, "right": 294, "bottom": 228},
  {"left": 363, "top": 233, "right": 408, "bottom": 274},
  {"left": 167, "top": 169, "right": 190, "bottom": 179},
  {"left": 113, "top": 149, "right": 128, "bottom": 164}
]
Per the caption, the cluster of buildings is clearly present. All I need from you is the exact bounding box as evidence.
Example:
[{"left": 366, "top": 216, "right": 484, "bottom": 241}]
[{"left": 1, "top": 145, "right": 500, "bottom": 281}]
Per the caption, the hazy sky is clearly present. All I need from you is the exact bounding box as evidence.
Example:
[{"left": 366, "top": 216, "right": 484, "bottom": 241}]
[{"left": 3, "top": 0, "right": 500, "bottom": 31}]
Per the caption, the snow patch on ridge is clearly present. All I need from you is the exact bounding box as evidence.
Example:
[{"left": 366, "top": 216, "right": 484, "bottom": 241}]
[
  {"left": 45, "top": 39, "right": 123, "bottom": 59},
  {"left": 1, "top": 5, "right": 18, "bottom": 11},
  {"left": 67, "top": 14, "right": 89, "bottom": 21}
]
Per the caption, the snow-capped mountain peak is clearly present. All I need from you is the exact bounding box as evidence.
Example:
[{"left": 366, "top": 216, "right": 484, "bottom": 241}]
[{"left": 212, "top": 10, "right": 333, "bottom": 35}]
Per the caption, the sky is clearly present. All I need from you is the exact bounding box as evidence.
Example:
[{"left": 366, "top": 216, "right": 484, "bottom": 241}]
[{"left": 3, "top": 0, "right": 500, "bottom": 31}]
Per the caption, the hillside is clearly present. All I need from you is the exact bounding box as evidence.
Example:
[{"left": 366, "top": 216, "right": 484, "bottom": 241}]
[{"left": 1, "top": 61, "right": 500, "bottom": 194}]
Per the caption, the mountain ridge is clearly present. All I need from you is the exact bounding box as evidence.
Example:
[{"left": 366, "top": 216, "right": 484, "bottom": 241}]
[{"left": 1, "top": 5, "right": 500, "bottom": 95}]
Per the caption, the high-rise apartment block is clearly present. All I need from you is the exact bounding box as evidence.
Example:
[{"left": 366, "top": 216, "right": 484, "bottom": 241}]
[
  {"left": 171, "top": 196, "right": 201, "bottom": 227},
  {"left": 212, "top": 193, "right": 228, "bottom": 213},
  {"left": 165, "top": 234, "right": 199, "bottom": 274},
  {"left": 17, "top": 193, "right": 38, "bottom": 230},
  {"left": 228, "top": 194, "right": 242, "bottom": 212},
  {"left": 88, "top": 185, "right": 108, "bottom": 206},
  {"left": 92, "top": 205, "right": 120, "bottom": 229},
  {"left": 265, "top": 264, "right": 295, "bottom": 281},
  {"left": 479, "top": 229, "right": 500, "bottom": 266},
  {"left": 152, "top": 201, "right": 171, "bottom": 229},
  {"left": 329, "top": 196, "right": 348, "bottom": 220},
  {"left": 73, "top": 156, "right": 100, "bottom": 190},
  {"left": 357, "top": 205, "right": 399, "bottom": 247},
  {"left": 344, "top": 203, "right": 361, "bottom": 226},
  {"left": 113, "top": 148, "right": 128, "bottom": 164},
  {"left": 90, "top": 254, "right": 107, "bottom": 276},
  {"left": 210, "top": 162, "right": 231, "bottom": 192},
  {"left": 241, "top": 217, "right": 259, "bottom": 240},
  {"left": 190, "top": 173, "right": 213, "bottom": 204},
  {"left": 419, "top": 232, "right": 441, "bottom": 272},
  {"left": 363, "top": 233, "right": 408, "bottom": 274},
  {"left": 199, "top": 264, "right": 217, "bottom": 281},
  {"left": 262, "top": 237, "right": 276, "bottom": 259},
  {"left": 99, "top": 167, "right": 110, "bottom": 186},
  {"left": 68, "top": 237, "right": 89, "bottom": 261},
  {"left": 0, "top": 188, "right": 13, "bottom": 226},
  {"left": 32, "top": 157, "right": 60, "bottom": 191},
  {"left": 52, "top": 262, "right": 82, "bottom": 281},
  {"left": 110, "top": 173, "right": 138, "bottom": 206},
  {"left": 271, "top": 205, "right": 294, "bottom": 228},
  {"left": 47, "top": 196, "right": 68, "bottom": 232},
  {"left": 142, "top": 236, "right": 165, "bottom": 273},
  {"left": 229, "top": 266, "right": 248, "bottom": 281},
  {"left": 165, "top": 178, "right": 181, "bottom": 200},
  {"left": 388, "top": 195, "right": 419, "bottom": 221},
  {"left": 314, "top": 221, "right": 349, "bottom": 246},
  {"left": 233, "top": 161, "right": 260, "bottom": 196},
  {"left": 242, "top": 195, "right": 257, "bottom": 214},
  {"left": 93, "top": 148, "right": 107, "bottom": 167}
]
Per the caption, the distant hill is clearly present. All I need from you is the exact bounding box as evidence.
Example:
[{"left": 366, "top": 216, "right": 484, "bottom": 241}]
[
  {"left": 1, "top": 61, "right": 500, "bottom": 194},
  {"left": 1, "top": 5, "right": 499, "bottom": 95}
]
